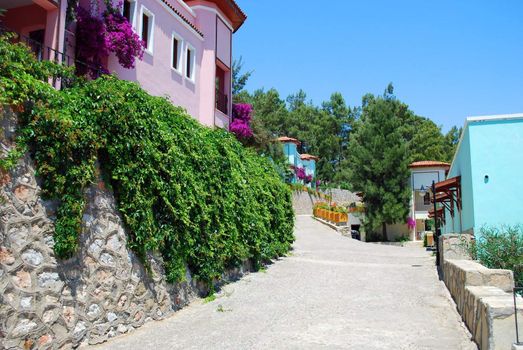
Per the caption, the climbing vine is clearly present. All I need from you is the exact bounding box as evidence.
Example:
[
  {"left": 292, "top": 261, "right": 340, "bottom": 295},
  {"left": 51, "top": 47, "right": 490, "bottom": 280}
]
[
  {"left": 0, "top": 35, "right": 295, "bottom": 284},
  {"left": 75, "top": 2, "right": 144, "bottom": 77}
]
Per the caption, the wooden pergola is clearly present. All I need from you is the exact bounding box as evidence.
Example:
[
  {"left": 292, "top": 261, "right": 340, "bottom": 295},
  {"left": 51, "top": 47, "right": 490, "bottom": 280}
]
[
  {"left": 430, "top": 175, "right": 461, "bottom": 265},
  {"left": 432, "top": 176, "right": 462, "bottom": 221}
]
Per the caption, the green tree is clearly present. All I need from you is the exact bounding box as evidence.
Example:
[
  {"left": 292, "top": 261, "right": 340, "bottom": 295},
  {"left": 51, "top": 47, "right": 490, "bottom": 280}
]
[
  {"left": 406, "top": 117, "right": 448, "bottom": 163},
  {"left": 286, "top": 89, "right": 308, "bottom": 112},
  {"left": 346, "top": 85, "right": 411, "bottom": 240},
  {"left": 232, "top": 56, "right": 252, "bottom": 98},
  {"left": 444, "top": 126, "right": 462, "bottom": 162}
]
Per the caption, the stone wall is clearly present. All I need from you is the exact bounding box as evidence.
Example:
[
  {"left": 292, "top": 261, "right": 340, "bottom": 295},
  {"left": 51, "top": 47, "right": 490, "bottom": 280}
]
[
  {"left": 291, "top": 191, "right": 318, "bottom": 215},
  {"left": 321, "top": 188, "right": 361, "bottom": 204},
  {"left": 439, "top": 233, "right": 474, "bottom": 262},
  {"left": 440, "top": 236, "right": 523, "bottom": 349},
  {"left": 0, "top": 108, "right": 251, "bottom": 348},
  {"left": 292, "top": 188, "right": 362, "bottom": 217}
]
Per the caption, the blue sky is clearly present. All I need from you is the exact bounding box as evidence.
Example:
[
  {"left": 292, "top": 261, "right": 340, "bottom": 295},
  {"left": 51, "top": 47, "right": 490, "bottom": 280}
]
[{"left": 233, "top": 0, "right": 523, "bottom": 131}]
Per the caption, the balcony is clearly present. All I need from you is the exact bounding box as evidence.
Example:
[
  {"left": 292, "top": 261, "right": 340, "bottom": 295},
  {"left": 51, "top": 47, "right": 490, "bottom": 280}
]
[{"left": 216, "top": 88, "right": 228, "bottom": 115}]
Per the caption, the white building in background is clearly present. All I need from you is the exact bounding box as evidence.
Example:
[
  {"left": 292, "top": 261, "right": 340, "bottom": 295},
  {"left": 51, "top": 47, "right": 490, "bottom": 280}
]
[{"left": 385, "top": 161, "right": 450, "bottom": 241}]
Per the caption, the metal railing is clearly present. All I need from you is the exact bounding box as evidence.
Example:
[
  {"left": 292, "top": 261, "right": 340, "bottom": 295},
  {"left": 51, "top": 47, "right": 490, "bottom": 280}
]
[
  {"left": 0, "top": 24, "right": 104, "bottom": 86},
  {"left": 514, "top": 287, "right": 523, "bottom": 346},
  {"left": 215, "top": 88, "right": 228, "bottom": 115}
]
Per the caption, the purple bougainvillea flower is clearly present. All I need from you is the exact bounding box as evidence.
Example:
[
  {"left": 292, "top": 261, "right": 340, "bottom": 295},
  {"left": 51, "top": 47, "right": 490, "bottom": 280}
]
[
  {"left": 104, "top": 11, "right": 145, "bottom": 69},
  {"left": 229, "top": 118, "right": 253, "bottom": 139},
  {"left": 295, "top": 167, "right": 306, "bottom": 180},
  {"left": 232, "top": 103, "right": 253, "bottom": 122},
  {"left": 75, "top": 5, "right": 145, "bottom": 76},
  {"left": 230, "top": 103, "right": 253, "bottom": 140}
]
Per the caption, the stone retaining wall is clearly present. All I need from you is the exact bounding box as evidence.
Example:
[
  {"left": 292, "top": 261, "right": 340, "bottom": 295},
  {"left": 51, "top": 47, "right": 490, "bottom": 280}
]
[
  {"left": 440, "top": 235, "right": 523, "bottom": 349},
  {"left": 292, "top": 188, "right": 361, "bottom": 217},
  {"left": 0, "top": 109, "right": 252, "bottom": 349},
  {"left": 291, "top": 191, "right": 319, "bottom": 215}
]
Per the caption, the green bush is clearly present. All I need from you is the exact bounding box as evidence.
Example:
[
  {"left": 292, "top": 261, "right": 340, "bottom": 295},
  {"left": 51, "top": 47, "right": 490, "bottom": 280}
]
[
  {"left": 0, "top": 34, "right": 295, "bottom": 284},
  {"left": 470, "top": 226, "right": 523, "bottom": 288}
]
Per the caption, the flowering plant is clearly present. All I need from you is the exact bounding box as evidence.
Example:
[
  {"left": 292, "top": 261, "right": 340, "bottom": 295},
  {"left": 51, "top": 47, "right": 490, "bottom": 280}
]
[
  {"left": 104, "top": 10, "right": 144, "bottom": 69},
  {"left": 75, "top": 7, "right": 108, "bottom": 77},
  {"left": 230, "top": 103, "right": 253, "bottom": 139},
  {"left": 304, "top": 174, "right": 313, "bottom": 184},
  {"left": 407, "top": 217, "right": 416, "bottom": 229},
  {"left": 75, "top": 2, "right": 144, "bottom": 77},
  {"left": 295, "top": 167, "right": 306, "bottom": 180}
]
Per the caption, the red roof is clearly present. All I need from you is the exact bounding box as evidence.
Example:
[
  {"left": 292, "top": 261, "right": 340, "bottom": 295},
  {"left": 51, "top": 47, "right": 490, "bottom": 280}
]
[
  {"left": 409, "top": 161, "right": 450, "bottom": 169},
  {"left": 185, "top": 0, "right": 247, "bottom": 32},
  {"left": 300, "top": 154, "right": 319, "bottom": 161},
  {"left": 276, "top": 136, "right": 301, "bottom": 145},
  {"left": 161, "top": 0, "right": 204, "bottom": 37}
]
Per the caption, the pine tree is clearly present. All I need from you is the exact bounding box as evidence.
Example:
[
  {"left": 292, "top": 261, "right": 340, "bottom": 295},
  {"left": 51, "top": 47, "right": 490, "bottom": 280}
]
[{"left": 346, "top": 85, "right": 411, "bottom": 240}]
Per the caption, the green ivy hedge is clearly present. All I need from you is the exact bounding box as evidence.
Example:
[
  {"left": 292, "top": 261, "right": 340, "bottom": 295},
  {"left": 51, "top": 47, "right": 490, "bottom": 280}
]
[{"left": 0, "top": 34, "right": 295, "bottom": 284}]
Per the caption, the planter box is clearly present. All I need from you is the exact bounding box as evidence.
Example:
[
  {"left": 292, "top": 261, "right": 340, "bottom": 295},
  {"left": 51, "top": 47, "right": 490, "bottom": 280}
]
[{"left": 313, "top": 209, "right": 348, "bottom": 225}]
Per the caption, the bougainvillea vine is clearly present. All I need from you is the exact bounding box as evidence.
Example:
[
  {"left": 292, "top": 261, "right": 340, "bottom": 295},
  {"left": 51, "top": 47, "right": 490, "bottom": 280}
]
[
  {"left": 75, "top": 2, "right": 144, "bottom": 77},
  {"left": 230, "top": 103, "right": 253, "bottom": 139},
  {"left": 295, "top": 167, "right": 306, "bottom": 180}
]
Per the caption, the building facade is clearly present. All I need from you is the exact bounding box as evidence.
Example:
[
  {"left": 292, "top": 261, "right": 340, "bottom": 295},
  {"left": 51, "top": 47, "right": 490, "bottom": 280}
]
[
  {"left": 408, "top": 161, "right": 449, "bottom": 240},
  {"left": 384, "top": 161, "right": 450, "bottom": 242},
  {"left": 1, "top": 0, "right": 67, "bottom": 65},
  {"left": 101, "top": 0, "right": 246, "bottom": 128},
  {"left": 277, "top": 136, "right": 319, "bottom": 187},
  {"left": 437, "top": 113, "right": 523, "bottom": 237},
  {"left": 1, "top": 0, "right": 246, "bottom": 129}
]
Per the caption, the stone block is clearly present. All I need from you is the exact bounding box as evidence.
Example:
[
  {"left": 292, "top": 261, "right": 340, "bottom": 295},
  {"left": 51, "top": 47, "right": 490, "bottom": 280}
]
[
  {"left": 476, "top": 294, "right": 523, "bottom": 350},
  {"left": 439, "top": 233, "right": 474, "bottom": 263},
  {"left": 463, "top": 286, "right": 507, "bottom": 338},
  {"left": 443, "top": 259, "right": 515, "bottom": 314}
]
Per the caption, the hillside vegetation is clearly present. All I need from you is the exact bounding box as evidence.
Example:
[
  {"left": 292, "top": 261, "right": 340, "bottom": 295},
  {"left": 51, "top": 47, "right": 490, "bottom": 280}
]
[{"left": 0, "top": 34, "right": 295, "bottom": 284}]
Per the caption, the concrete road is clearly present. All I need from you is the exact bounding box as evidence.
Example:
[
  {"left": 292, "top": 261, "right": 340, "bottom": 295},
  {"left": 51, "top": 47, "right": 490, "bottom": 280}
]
[{"left": 90, "top": 216, "right": 477, "bottom": 350}]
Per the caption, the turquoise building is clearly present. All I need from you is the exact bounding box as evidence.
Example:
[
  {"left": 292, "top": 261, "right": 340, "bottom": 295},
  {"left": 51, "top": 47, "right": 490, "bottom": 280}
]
[
  {"left": 439, "top": 113, "right": 523, "bottom": 237},
  {"left": 277, "top": 136, "right": 318, "bottom": 187}
]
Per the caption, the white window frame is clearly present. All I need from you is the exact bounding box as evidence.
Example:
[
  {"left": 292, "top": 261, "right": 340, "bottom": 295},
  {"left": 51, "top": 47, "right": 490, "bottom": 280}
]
[
  {"left": 121, "top": 0, "right": 137, "bottom": 29},
  {"left": 185, "top": 43, "right": 196, "bottom": 82},
  {"left": 171, "top": 31, "right": 183, "bottom": 75},
  {"left": 139, "top": 5, "right": 155, "bottom": 55}
]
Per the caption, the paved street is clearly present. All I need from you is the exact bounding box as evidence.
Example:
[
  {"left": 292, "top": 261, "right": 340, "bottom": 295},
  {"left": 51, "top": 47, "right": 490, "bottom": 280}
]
[{"left": 89, "top": 216, "right": 476, "bottom": 350}]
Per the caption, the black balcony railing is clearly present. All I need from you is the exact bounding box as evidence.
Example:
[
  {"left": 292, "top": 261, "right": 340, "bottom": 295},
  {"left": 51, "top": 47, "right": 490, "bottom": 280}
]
[
  {"left": 0, "top": 24, "right": 103, "bottom": 85},
  {"left": 216, "top": 88, "right": 228, "bottom": 115}
]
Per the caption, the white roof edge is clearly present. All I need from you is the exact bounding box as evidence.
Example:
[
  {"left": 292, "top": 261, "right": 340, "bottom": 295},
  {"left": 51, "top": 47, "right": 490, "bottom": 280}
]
[
  {"left": 448, "top": 112, "right": 523, "bottom": 177},
  {"left": 466, "top": 112, "right": 523, "bottom": 123}
]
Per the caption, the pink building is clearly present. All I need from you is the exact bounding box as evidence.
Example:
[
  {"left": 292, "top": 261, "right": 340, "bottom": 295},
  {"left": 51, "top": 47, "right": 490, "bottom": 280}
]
[
  {"left": 1, "top": 0, "right": 246, "bottom": 128},
  {"left": 89, "top": 0, "right": 246, "bottom": 128},
  {"left": 0, "top": 0, "right": 67, "bottom": 63}
]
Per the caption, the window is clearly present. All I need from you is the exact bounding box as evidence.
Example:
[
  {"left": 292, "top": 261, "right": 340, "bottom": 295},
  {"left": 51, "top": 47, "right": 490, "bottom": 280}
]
[
  {"left": 140, "top": 6, "right": 154, "bottom": 53},
  {"left": 423, "top": 192, "right": 431, "bottom": 205},
  {"left": 171, "top": 32, "right": 183, "bottom": 72},
  {"left": 215, "top": 65, "right": 227, "bottom": 114},
  {"left": 185, "top": 45, "right": 195, "bottom": 81},
  {"left": 122, "top": 0, "right": 136, "bottom": 27}
]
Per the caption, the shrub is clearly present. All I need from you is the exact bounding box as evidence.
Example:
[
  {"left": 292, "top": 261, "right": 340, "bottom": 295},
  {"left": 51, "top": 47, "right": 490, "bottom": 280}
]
[
  {"left": 0, "top": 34, "right": 295, "bottom": 285},
  {"left": 470, "top": 226, "right": 523, "bottom": 288}
]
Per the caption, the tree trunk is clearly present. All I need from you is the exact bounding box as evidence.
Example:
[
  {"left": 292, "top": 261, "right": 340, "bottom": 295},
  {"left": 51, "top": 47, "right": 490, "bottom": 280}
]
[{"left": 382, "top": 222, "right": 387, "bottom": 241}]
